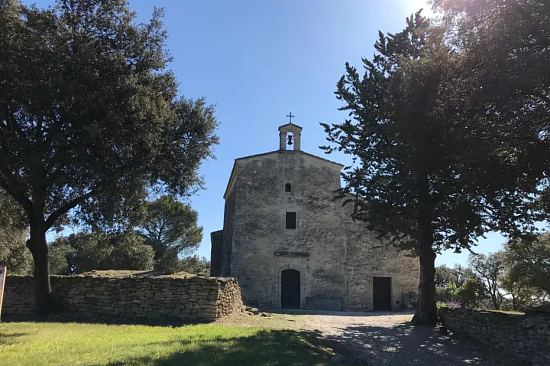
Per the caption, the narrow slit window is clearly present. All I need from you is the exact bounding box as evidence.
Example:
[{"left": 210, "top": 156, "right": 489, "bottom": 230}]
[
  {"left": 286, "top": 212, "right": 296, "bottom": 229},
  {"left": 285, "top": 183, "right": 292, "bottom": 192}
]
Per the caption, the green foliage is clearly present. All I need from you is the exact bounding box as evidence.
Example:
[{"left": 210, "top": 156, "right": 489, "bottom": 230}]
[
  {"left": 469, "top": 253, "right": 506, "bottom": 310},
  {"left": 431, "top": 0, "right": 550, "bottom": 236},
  {"left": 0, "top": 189, "right": 32, "bottom": 274},
  {"left": 322, "top": 1, "right": 550, "bottom": 323},
  {"left": 505, "top": 234, "right": 550, "bottom": 294},
  {"left": 180, "top": 256, "right": 210, "bottom": 276},
  {"left": 0, "top": 0, "right": 217, "bottom": 311},
  {"left": 435, "top": 279, "right": 459, "bottom": 303},
  {"left": 436, "top": 238, "right": 549, "bottom": 311},
  {"left": 322, "top": 8, "right": 545, "bottom": 258},
  {"left": 139, "top": 195, "right": 202, "bottom": 271},
  {"left": 322, "top": 12, "right": 457, "bottom": 324},
  {"left": 49, "top": 231, "right": 154, "bottom": 274},
  {"left": 498, "top": 234, "right": 550, "bottom": 310},
  {"left": 435, "top": 265, "right": 473, "bottom": 288},
  {"left": 435, "top": 265, "right": 486, "bottom": 307},
  {"left": 48, "top": 239, "right": 72, "bottom": 275},
  {"left": 455, "top": 277, "right": 487, "bottom": 309}
]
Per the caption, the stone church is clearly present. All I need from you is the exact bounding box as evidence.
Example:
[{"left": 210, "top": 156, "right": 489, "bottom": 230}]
[{"left": 211, "top": 122, "right": 419, "bottom": 311}]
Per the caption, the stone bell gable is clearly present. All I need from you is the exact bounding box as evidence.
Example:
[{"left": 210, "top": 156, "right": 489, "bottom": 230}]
[{"left": 211, "top": 120, "right": 419, "bottom": 311}]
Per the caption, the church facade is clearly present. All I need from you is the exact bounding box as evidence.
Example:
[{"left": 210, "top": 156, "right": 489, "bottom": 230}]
[{"left": 210, "top": 122, "right": 419, "bottom": 311}]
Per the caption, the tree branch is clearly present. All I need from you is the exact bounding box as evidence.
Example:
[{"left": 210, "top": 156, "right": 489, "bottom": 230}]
[
  {"left": 0, "top": 164, "right": 33, "bottom": 215},
  {"left": 44, "top": 190, "right": 95, "bottom": 230}
]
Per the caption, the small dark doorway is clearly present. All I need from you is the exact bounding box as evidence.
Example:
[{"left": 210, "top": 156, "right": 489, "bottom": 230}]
[
  {"left": 281, "top": 269, "right": 300, "bottom": 308},
  {"left": 373, "top": 277, "right": 392, "bottom": 311}
]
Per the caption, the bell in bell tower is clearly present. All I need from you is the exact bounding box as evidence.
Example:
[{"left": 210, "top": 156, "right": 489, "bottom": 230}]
[{"left": 278, "top": 113, "right": 302, "bottom": 151}]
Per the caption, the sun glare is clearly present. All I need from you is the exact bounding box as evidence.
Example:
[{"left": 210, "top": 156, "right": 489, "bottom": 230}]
[{"left": 409, "top": 0, "right": 435, "bottom": 17}]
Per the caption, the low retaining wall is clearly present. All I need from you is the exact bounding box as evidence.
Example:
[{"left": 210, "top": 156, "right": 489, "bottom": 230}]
[
  {"left": 3, "top": 274, "right": 244, "bottom": 323},
  {"left": 440, "top": 307, "right": 550, "bottom": 366}
]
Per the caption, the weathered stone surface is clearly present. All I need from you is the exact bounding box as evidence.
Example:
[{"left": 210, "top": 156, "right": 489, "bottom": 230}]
[
  {"left": 440, "top": 307, "right": 550, "bottom": 366},
  {"left": 3, "top": 275, "right": 244, "bottom": 323},
  {"left": 211, "top": 124, "right": 419, "bottom": 311}
]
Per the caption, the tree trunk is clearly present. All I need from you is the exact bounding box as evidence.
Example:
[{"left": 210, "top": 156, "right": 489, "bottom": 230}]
[
  {"left": 412, "top": 245, "right": 438, "bottom": 325},
  {"left": 26, "top": 219, "right": 52, "bottom": 317},
  {"left": 412, "top": 177, "right": 438, "bottom": 325}
]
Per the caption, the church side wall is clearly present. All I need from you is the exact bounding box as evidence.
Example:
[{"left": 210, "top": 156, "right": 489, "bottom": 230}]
[
  {"left": 221, "top": 190, "right": 236, "bottom": 276},
  {"left": 342, "top": 204, "right": 420, "bottom": 311}
]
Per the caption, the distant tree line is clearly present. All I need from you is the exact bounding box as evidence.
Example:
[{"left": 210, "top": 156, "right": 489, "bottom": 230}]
[
  {"left": 0, "top": 192, "right": 210, "bottom": 276},
  {"left": 436, "top": 235, "right": 550, "bottom": 311}
]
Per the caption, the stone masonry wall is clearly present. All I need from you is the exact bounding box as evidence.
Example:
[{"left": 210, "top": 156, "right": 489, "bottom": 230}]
[
  {"left": 221, "top": 150, "right": 419, "bottom": 310},
  {"left": 3, "top": 275, "right": 244, "bottom": 323},
  {"left": 440, "top": 307, "right": 550, "bottom": 366}
]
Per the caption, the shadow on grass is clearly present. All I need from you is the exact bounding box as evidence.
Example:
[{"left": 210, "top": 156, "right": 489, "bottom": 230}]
[
  {"left": 97, "top": 329, "right": 343, "bottom": 366},
  {"left": 1, "top": 314, "right": 203, "bottom": 327},
  {"left": 0, "top": 332, "right": 28, "bottom": 346}
]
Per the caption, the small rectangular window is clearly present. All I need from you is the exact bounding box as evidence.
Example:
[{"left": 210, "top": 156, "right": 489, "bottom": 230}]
[
  {"left": 285, "top": 183, "right": 292, "bottom": 192},
  {"left": 286, "top": 212, "right": 296, "bottom": 229}
]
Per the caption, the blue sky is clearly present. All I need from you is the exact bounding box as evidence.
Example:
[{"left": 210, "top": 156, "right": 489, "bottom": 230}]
[{"left": 29, "top": 0, "right": 508, "bottom": 267}]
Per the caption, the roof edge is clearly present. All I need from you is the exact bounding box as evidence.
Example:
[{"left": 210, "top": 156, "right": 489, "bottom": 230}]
[
  {"left": 223, "top": 150, "right": 344, "bottom": 199},
  {"left": 235, "top": 150, "right": 343, "bottom": 167}
]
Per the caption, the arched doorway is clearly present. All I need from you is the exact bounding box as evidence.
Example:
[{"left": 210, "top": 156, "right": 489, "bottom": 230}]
[{"left": 281, "top": 269, "right": 300, "bottom": 308}]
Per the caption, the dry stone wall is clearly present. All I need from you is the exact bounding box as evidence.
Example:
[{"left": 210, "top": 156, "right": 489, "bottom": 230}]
[
  {"left": 440, "top": 307, "right": 550, "bottom": 366},
  {"left": 3, "top": 275, "right": 244, "bottom": 323}
]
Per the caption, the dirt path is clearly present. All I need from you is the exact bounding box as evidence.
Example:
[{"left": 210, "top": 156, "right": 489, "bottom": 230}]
[
  {"left": 219, "top": 311, "right": 514, "bottom": 365},
  {"left": 296, "top": 311, "right": 513, "bottom": 365}
]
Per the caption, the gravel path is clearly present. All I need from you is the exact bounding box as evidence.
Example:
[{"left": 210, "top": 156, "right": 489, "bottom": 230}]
[{"left": 292, "top": 311, "right": 514, "bottom": 366}]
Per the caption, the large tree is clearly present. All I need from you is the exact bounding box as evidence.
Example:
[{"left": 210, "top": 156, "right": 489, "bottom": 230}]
[
  {"left": 469, "top": 253, "right": 506, "bottom": 309},
  {"left": 0, "top": 0, "right": 217, "bottom": 315},
  {"left": 322, "top": 10, "right": 546, "bottom": 324}
]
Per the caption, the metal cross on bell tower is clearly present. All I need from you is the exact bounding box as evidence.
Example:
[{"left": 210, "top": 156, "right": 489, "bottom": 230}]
[{"left": 286, "top": 112, "right": 295, "bottom": 123}]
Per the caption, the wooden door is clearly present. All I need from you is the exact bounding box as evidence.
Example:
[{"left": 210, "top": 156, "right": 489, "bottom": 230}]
[
  {"left": 373, "top": 277, "right": 392, "bottom": 311},
  {"left": 281, "top": 269, "right": 300, "bottom": 308}
]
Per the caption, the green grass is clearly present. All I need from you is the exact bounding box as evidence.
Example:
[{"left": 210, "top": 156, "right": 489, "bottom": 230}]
[{"left": 0, "top": 321, "right": 337, "bottom": 366}]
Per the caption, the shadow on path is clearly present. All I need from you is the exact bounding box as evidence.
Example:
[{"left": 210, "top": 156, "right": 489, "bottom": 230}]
[
  {"left": 266, "top": 309, "right": 414, "bottom": 317},
  {"left": 321, "top": 322, "right": 525, "bottom": 366}
]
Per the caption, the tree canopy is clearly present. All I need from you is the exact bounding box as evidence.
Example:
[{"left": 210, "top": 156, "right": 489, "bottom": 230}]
[
  {"left": 49, "top": 231, "right": 154, "bottom": 274},
  {"left": 322, "top": 2, "right": 549, "bottom": 323},
  {"left": 505, "top": 234, "right": 550, "bottom": 295},
  {"left": 0, "top": 189, "right": 32, "bottom": 274},
  {"left": 0, "top": 0, "right": 217, "bottom": 314},
  {"left": 139, "top": 195, "right": 202, "bottom": 271}
]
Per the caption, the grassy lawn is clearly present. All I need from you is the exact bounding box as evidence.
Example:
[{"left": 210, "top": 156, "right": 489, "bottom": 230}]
[{"left": 0, "top": 321, "right": 338, "bottom": 366}]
